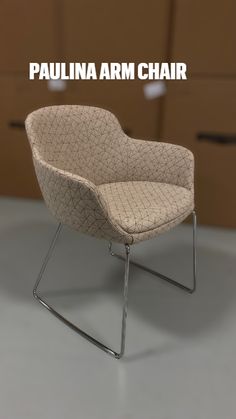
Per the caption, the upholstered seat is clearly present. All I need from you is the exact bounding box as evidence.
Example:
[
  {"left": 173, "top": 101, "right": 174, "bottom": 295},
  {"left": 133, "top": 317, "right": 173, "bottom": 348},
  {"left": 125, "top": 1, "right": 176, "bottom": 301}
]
[
  {"left": 25, "top": 105, "right": 196, "bottom": 359},
  {"left": 98, "top": 181, "right": 193, "bottom": 239}
]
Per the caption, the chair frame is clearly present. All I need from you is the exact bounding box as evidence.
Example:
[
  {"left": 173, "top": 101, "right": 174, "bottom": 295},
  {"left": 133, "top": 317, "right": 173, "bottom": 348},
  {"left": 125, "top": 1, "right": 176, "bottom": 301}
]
[{"left": 33, "top": 210, "right": 197, "bottom": 359}]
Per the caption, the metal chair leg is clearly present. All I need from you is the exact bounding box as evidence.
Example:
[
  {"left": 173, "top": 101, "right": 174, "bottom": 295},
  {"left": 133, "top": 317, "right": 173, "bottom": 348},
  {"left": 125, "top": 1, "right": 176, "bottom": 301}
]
[
  {"left": 33, "top": 211, "right": 196, "bottom": 358},
  {"left": 33, "top": 223, "right": 130, "bottom": 359},
  {"left": 109, "top": 210, "right": 197, "bottom": 294}
]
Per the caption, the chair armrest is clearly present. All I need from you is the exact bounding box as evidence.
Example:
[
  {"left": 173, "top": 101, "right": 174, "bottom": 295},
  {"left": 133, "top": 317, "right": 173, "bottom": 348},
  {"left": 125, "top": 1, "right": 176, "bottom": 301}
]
[
  {"left": 127, "top": 138, "right": 194, "bottom": 191},
  {"left": 33, "top": 154, "right": 133, "bottom": 244}
]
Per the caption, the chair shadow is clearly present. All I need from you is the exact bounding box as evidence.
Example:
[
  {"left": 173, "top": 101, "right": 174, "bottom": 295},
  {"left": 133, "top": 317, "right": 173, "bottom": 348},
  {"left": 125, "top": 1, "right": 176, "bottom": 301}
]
[{"left": 0, "top": 220, "right": 236, "bottom": 360}]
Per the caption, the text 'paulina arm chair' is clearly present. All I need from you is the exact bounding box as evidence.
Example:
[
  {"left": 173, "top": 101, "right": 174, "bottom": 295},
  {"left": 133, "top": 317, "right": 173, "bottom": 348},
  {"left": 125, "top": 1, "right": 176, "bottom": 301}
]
[{"left": 25, "top": 105, "right": 196, "bottom": 359}]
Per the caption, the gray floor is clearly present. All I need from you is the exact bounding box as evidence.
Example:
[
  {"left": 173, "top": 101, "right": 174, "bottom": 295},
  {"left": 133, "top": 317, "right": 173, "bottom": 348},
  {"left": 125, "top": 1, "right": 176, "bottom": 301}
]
[{"left": 0, "top": 197, "right": 236, "bottom": 419}]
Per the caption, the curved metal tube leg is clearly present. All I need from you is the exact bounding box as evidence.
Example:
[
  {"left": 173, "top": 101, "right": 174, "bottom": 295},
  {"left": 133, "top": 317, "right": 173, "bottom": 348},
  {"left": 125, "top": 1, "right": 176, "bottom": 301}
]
[
  {"left": 109, "top": 210, "right": 197, "bottom": 294},
  {"left": 120, "top": 244, "right": 130, "bottom": 358},
  {"left": 33, "top": 224, "right": 130, "bottom": 359}
]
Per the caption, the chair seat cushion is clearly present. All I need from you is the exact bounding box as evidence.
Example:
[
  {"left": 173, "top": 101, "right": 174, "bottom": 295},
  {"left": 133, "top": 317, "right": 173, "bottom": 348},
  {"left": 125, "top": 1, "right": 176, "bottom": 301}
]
[{"left": 98, "top": 181, "right": 194, "bottom": 234}]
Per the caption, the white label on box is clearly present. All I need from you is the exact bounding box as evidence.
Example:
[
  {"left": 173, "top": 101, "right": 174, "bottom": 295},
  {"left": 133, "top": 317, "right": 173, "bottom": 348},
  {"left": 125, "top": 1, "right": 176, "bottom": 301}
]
[
  {"left": 47, "top": 79, "right": 67, "bottom": 92},
  {"left": 143, "top": 81, "right": 166, "bottom": 100}
]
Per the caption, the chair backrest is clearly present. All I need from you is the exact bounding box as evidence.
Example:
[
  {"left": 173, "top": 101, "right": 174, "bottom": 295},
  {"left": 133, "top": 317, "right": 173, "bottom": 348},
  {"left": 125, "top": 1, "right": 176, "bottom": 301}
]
[{"left": 26, "top": 105, "right": 129, "bottom": 185}]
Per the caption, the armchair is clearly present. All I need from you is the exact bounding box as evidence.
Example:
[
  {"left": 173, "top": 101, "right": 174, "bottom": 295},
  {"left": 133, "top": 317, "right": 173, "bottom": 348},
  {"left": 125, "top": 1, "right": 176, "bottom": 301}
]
[{"left": 26, "top": 105, "right": 196, "bottom": 359}]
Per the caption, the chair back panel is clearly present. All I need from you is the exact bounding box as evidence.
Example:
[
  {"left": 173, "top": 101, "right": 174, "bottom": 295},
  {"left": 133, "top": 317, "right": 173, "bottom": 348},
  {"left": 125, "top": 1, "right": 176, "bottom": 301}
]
[{"left": 26, "top": 105, "right": 129, "bottom": 184}]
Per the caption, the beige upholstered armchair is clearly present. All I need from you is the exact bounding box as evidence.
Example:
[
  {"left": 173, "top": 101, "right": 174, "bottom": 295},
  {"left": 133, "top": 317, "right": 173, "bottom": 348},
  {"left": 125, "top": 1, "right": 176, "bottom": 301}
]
[{"left": 26, "top": 105, "right": 196, "bottom": 359}]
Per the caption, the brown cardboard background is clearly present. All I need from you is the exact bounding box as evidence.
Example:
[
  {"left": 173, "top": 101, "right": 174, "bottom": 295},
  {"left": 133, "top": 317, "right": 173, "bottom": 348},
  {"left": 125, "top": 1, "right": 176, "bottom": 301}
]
[
  {"left": 171, "top": 0, "right": 236, "bottom": 76},
  {"left": 161, "top": 79, "right": 236, "bottom": 227},
  {"left": 0, "top": 0, "right": 58, "bottom": 72},
  {"left": 62, "top": 0, "right": 170, "bottom": 63},
  {"left": 0, "top": 76, "right": 63, "bottom": 198}
]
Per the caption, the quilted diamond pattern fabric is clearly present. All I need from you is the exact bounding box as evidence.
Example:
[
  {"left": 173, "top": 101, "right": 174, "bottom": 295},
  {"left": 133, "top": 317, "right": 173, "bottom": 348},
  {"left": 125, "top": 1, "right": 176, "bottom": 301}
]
[{"left": 25, "top": 105, "right": 194, "bottom": 244}]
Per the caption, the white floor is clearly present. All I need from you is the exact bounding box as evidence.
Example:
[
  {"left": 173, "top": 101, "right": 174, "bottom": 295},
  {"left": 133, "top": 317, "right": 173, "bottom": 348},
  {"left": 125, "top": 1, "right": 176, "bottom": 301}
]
[{"left": 0, "top": 197, "right": 236, "bottom": 419}]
